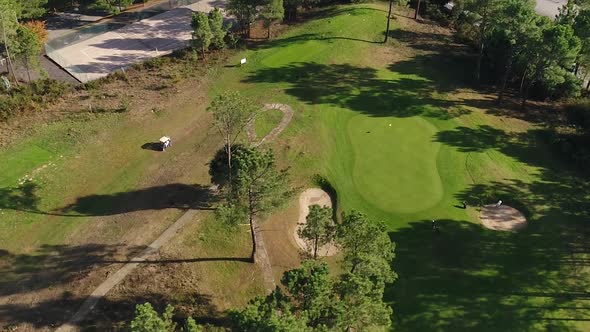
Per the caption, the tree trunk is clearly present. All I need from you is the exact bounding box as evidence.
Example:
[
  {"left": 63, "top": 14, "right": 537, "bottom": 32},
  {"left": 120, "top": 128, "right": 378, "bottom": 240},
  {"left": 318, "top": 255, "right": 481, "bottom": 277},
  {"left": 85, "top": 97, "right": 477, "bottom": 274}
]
[
  {"left": 475, "top": 8, "right": 488, "bottom": 84},
  {"left": 384, "top": 0, "right": 393, "bottom": 43},
  {"left": 249, "top": 189, "right": 257, "bottom": 263},
  {"left": 313, "top": 236, "right": 318, "bottom": 259},
  {"left": 476, "top": 40, "right": 484, "bottom": 83},
  {"left": 498, "top": 52, "right": 513, "bottom": 103},
  {"left": 1, "top": 14, "right": 18, "bottom": 87},
  {"left": 226, "top": 138, "right": 232, "bottom": 189},
  {"left": 267, "top": 22, "right": 271, "bottom": 39},
  {"left": 414, "top": 0, "right": 421, "bottom": 20},
  {"left": 24, "top": 58, "right": 31, "bottom": 83},
  {"left": 521, "top": 80, "right": 532, "bottom": 109},
  {"left": 519, "top": 68, "right": 528, "bottom": 94}
]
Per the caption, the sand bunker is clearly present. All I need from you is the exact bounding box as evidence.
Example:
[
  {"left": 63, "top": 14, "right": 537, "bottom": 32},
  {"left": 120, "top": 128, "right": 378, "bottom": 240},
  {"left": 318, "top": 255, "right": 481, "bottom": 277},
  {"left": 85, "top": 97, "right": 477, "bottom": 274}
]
[
  {"left": 294, "top": 188, "right": 338, "bottom": 257},
  {"left": 480, "top": 205, "right": 528, "bottom": 231}
]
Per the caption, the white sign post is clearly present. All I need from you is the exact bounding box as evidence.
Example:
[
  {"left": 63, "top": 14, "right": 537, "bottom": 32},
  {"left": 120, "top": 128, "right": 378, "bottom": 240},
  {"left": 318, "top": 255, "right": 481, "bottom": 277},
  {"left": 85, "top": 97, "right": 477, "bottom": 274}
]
[{"left": 240, "top": 58, "right": 247, "bottom": 66}]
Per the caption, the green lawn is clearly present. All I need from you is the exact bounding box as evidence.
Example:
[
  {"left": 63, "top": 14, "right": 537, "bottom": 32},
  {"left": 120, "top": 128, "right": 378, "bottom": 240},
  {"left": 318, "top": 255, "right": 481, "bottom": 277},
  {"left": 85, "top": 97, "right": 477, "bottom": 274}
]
[
  {"left": 254, "top": 108, "right": 284, "bottom": 139},
  {"left": 212, "top": 3, "right": 590, "bottom": 331}
]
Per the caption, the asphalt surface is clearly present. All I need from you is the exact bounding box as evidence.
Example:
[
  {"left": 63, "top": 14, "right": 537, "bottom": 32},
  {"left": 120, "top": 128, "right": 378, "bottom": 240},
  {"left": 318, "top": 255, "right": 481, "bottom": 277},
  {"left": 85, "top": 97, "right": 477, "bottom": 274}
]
[{"left": 535, "top": 0, "right": 568, "bottom": 18}]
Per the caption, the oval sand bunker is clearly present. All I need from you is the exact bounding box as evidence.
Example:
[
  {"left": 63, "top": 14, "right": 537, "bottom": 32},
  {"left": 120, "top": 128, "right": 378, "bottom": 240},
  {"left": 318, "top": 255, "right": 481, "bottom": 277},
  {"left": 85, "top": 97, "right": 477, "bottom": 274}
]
[
  {"left": 480, "top": 205, "right": 527, "bottom": 231},
  {"left": 294, "top": 188, "right": 338, "bottom": 257}
]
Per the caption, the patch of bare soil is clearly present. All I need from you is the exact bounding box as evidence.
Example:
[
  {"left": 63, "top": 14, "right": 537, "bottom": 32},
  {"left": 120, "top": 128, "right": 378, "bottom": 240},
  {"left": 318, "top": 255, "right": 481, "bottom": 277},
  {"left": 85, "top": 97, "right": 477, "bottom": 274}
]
[{"left": 480, "top": 205, "right": 528, "bottom": 231}]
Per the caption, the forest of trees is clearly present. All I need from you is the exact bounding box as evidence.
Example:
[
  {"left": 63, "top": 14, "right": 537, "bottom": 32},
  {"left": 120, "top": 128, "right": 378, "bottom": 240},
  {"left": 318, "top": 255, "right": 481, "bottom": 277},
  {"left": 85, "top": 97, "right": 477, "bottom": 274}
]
[{"left": 422, "top": 0, "right": 590, "bottom": 105}]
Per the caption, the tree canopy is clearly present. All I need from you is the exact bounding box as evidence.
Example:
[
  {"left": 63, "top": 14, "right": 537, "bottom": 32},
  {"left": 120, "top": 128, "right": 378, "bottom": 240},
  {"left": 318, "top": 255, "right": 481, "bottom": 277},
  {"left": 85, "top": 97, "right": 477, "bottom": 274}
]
[{"left": 298, "top": 204, "right": 334, "bottom": 259}]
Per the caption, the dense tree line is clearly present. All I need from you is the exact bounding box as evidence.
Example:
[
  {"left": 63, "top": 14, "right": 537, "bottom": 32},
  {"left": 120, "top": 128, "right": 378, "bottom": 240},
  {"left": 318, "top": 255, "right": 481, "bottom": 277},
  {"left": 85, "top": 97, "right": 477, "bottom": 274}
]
[
  {"left": 422, "top": 0, "right": 590, "bottom": 105},
  {"left": 0, "top": 0, "right": 48, "bottom": 84},
  {"left": 231, "top": 210, "right": 396, "bottom": 331}
]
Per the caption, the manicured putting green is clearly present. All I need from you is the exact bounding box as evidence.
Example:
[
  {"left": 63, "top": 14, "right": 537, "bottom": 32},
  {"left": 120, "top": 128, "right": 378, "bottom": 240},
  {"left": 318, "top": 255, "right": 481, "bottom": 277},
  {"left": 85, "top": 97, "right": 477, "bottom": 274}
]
[{"left": 349, "top": 115, "right": 443, "bottom": 214}]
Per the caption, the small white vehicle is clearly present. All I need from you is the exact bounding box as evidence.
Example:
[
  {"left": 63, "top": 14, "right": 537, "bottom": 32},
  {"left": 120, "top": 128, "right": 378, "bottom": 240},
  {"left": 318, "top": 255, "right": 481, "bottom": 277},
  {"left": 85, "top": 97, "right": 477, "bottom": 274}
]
[{"left": 159, "top": 136, "right": 172, "bottom": 151}]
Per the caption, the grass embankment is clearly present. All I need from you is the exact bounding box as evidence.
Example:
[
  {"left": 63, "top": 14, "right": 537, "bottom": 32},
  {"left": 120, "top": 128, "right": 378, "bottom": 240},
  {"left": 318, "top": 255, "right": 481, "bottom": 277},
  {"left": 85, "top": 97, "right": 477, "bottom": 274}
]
[{"left": 212, "top": 3, "right": 590, "bottom": 331}]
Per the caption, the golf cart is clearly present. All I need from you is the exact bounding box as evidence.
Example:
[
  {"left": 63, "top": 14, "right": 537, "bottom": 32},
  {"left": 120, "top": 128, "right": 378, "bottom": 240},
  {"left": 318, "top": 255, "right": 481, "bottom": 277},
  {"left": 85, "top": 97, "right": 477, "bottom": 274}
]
[{"left": 159, "top": 136, "right": 172, "bottom": 151}]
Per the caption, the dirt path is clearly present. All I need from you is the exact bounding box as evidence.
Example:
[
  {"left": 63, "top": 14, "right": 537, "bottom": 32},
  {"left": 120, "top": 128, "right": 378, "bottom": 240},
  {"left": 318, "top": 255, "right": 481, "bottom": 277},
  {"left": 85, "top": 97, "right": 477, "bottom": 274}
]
[
  {"left": 55, "top": 209, "right": 200, "bottom": 332},
  {"left": 247, "top": 103, "right": 294, "bottom": 147},
  {"left": 252, "top": 220, "right": 277, "bottom": 293},
  {"left": 293, "top": 188, "right": 338, "bottom": 257}
]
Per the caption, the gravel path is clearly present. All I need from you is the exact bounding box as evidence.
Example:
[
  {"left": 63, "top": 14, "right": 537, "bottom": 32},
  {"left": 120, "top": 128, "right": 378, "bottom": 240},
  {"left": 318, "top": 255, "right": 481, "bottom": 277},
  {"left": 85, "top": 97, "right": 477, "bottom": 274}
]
[{"left": 247, "top": 103, "right": 294, "bottom": 147}]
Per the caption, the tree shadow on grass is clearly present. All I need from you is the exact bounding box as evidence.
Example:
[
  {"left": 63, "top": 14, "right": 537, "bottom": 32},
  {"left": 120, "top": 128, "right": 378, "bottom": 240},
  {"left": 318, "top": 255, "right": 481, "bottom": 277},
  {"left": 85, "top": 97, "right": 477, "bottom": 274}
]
[
  {"left": 388, "top": 219, "right": 590, "bottom": 332},
  {"left": 0, "top": 183, "right": 217, "bottom": 217},
  {"left": 0, "top": 244, "right": 141, "bottom": 297},
  {"left": 0, "top": 292, "right": 226, "bottom": 330},
  {"left": 0, "top": 244, "right": 247, "bottom": 329},
  {"left": 244, "top": 62, "right": 474, "bottom": 120}
]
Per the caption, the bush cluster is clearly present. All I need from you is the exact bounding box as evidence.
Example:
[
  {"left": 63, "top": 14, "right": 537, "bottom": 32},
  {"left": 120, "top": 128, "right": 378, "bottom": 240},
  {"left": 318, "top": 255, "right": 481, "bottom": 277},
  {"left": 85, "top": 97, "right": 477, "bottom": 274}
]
[{"left": 0, "top": 79, "right": 72, "bottom": 121}]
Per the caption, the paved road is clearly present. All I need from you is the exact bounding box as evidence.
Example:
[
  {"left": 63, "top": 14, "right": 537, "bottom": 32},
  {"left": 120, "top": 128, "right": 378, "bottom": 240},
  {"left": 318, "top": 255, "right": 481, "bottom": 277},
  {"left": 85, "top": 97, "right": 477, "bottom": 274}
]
[{"left": 535, "top": 0, "right": 567, "bottom": 19}]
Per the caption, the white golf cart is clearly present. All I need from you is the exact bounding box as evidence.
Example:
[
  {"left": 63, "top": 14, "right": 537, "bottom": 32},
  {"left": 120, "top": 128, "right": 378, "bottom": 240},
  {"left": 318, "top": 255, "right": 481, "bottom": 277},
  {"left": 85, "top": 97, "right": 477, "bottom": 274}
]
[{"left": 159, "top": 136, "right": 172, "bottom": 151}]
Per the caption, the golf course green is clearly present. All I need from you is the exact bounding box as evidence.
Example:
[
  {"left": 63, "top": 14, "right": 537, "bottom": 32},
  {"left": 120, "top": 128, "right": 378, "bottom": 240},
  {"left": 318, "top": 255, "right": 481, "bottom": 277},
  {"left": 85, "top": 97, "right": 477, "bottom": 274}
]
[{"left": 212, "top": 3, "right": 590, "bottom": 331}]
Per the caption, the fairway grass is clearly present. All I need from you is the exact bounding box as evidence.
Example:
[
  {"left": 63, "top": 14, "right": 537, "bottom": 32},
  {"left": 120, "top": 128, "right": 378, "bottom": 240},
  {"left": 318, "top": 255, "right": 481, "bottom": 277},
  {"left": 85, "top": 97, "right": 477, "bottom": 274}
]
[{"left": 254, "top": 108, "right": 284, "bottom": 139}]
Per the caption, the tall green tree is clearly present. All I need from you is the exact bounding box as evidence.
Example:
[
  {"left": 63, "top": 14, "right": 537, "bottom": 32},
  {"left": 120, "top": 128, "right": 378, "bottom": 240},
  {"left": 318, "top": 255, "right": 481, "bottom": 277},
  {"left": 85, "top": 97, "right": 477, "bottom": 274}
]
[
  {"left": 233, "top": 259, "right": 394, "bottom": 331},
  {"left": 333, "top": 272, "right": 393, "bottom": 331},
  {"left": 208, "top": 7, "right": 226, "bottom": 49},
  {"left": 492, "top": 0, "right": 537, "bottom": 102},
  {"left": 130, "top": 303, "right": 202, "bottom": 332},
  {"left": 283, "top": 0, "right": 302, "bottom": 21},
  {"left": 130, "top": 303, "right": 176, "bottom": 332},
  {"left": 298, "top": 204, "right": 334, "bottom": 259},
  {"left": 93, "top": 0, "right": 133, "bottom": 14},
  {"left": 336, "top": 210, "right": 396, "bottom": 283},
  {"left": 191, "top": 11, "right": 212, "bottom": 56},
  {"left": 19, "top": 0, "right": 47, "bottom": 19},
  {"left": 520, "top": 19, "right": 581, "bottom": 107},
  {"left": 573, "top": 9, "right": 590, "bottom": 75},
  {"left": 207, "top": 92, "right": 257, "bottom": 188},
  {"left": 281, "top": 260, "right": 333, "bottom": 326},
  {"left": 230, "top": 289, "right": 308, "bottom": 331},
  {"left": 227, "top": 0, "right": 261, "bottom": 37},
  {"left": 261, "top": 0, "right": 284, "bottom": 39},
  {"left": 464, "top": 0, "right": 506, "bottom": 83},
  {"left": 0, "top": 0, "right": 20, "bottom": 85},
  {"left": 233, "top": 147, "right": 292, "bottom": 262},
  {"left": 12, "top": 24, "right": 42, "bottom": 82}
]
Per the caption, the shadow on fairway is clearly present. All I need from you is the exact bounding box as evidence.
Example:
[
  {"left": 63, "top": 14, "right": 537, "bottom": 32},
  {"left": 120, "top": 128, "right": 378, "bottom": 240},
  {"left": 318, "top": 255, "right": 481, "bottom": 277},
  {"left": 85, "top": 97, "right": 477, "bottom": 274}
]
[
  {"left": 434, "top": 125, "right": 590, "bottom": 224},
  {"left": 244, "top": 62, "right": 476, "bottom": 120},
  {"left": 0, "top": 243, "right": 251, "bottom": 314},
  {"left": 388, "top": 219, "right": 590, "bottom": 332},
  {"left": 0, "top": 183, "right": 217, "bottom": 216},
  {"left": 0, "top": 244, "right": 142, "bottom": 297},
  {"left": 56, "top": 183, "right": 217, "bottom": 216}
]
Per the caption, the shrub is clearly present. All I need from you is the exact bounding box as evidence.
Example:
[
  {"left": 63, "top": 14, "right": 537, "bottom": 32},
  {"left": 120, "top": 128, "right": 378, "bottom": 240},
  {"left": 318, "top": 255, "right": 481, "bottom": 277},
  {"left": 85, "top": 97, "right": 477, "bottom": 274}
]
[
  {"left": 564, "top": 99, "right": 590, "bottom": 133},
  {"left": 0, "top": 79, "right": 72, "bottom": 121}
]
